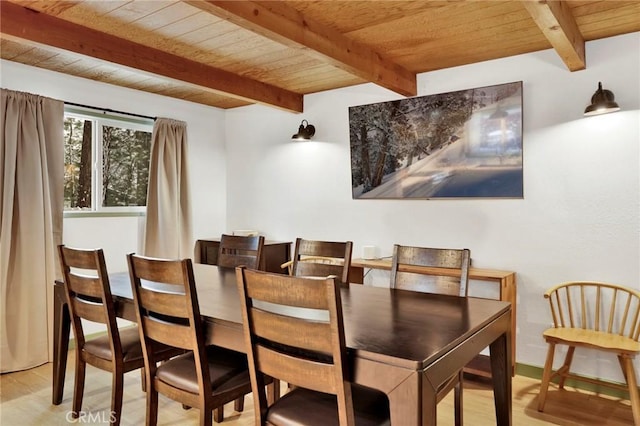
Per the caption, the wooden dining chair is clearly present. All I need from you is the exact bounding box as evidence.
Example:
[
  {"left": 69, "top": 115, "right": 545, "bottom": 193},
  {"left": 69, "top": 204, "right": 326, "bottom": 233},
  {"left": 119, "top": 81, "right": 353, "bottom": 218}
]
[
  {"left": 538, "top": 281, "right": 640, "bottom": 424},
  {"left": 127, "top": 254, "right": 253, "bottom": 425},
  {"left": 236, "top": 266, "right": 390, "bottom": 426},
  {"left": 217, "top": 234, "right": 265, "bottom": 269},
  {"left": 391, "top": 244, "right": 471, "bottom": 296},
  {"left": 390, "top": 244, "right": 471, "bottom": 426},
  {"left": 57, "top": 245, "right": 180, "bottom": 426},
  {"left": 285, "top": 238, "right": 353, "bottom": 284}
]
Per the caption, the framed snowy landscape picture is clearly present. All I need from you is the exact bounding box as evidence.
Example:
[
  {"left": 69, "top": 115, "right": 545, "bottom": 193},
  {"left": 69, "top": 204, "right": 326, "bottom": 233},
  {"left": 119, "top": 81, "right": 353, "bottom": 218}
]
[{"left": 348, "top": 81, "right": 523, "bottom": 199}]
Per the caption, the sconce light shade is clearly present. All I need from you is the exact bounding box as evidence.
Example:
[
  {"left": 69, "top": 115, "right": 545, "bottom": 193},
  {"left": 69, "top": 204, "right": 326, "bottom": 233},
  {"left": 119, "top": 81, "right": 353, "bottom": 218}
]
[
  {"left": 584, "top": 82, "right": 620, "bottom": 116},
  {"left": 292, "top": 119, "right": 316, "bottom": 140}
]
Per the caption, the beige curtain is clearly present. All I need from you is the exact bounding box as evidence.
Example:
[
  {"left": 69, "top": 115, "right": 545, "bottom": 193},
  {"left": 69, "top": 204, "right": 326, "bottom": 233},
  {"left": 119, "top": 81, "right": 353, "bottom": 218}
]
[
  {"left": 0, "top": 89, "right": 64, "bottom": 372},
  {"left": 143, "top": 118, "right": 192, "bottom": 259}
]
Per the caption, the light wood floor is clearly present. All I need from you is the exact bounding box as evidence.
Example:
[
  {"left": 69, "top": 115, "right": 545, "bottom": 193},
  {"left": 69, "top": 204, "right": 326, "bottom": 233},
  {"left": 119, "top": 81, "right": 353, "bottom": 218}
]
[{"left": 1, "top": 351, "right": 634, "bottom": 425}]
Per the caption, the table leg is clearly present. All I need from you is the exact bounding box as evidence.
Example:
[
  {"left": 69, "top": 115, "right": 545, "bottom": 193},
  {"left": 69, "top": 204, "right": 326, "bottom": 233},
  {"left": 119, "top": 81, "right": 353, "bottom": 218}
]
[
  {"left": 421, "top": 377, "right": 438, "bottom": 426},
  {"left": 348, "top": 265, "right": 364, "bottom": 284},
  {"left": 352, "top": 356, "right": 420, "bottom": 425},
  {"left": 489, "top": 330, "right": 512, "bottom": 426},
  {"left": 52, "top": 283, "right": 70, "bottom": 405}
]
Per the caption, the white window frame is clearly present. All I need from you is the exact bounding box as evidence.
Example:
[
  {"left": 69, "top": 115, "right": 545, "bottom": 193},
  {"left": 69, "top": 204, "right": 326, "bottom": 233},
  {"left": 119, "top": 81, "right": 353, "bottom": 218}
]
[{"left": 63, "top": 106, "right": 153, "bottom": 215}]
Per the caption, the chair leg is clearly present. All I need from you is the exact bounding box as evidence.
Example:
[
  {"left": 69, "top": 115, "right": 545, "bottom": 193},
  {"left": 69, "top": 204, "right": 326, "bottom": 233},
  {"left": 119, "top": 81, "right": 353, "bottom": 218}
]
[
  {"left": 110, "top": 371, "right": 124, "bottom": 426},
  {"left": 620, "top": 356, "right": 640, "bottom": 426},
  {"left": 267, "top": 379, "right": 281, "bottom": 404},
  {"left": 234, "top": 396, "right": 245, "bottom": 412},
  {"left": 617, "top": 355, "right": 629, "bottom": 383},
  {"left": 145, "top": 388, "right": 158, "bottom": 426},
  {"left": 72, "top": 357, "right": 86, "bottom": 417},
  {"left": 213, "top": 406, "right": 223, "bottom": 423},
  {"left": 140, "top": 367, "right": 146, "bottom": 392},
  {"left": 557, "top": 346, "right": 575, "bottom": 389},
  {"left": 454, "top": 370, "right": 463, "bottom": 426},
  {"left": 537, "top": 342, "right": 556, "bottom": 412}
]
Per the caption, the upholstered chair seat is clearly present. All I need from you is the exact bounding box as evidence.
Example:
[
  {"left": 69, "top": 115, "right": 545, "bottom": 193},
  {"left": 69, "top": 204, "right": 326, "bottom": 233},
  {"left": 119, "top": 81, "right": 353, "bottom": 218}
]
[
  {"left": 82, "top": 327, "right": 143, "bottom": 363},
  {"left": 266, "top": 385, "right": 390, "bottom": 426},
  {"left": 155, "top": 347, "right": 250, "bottom": 395},
  {"left": 83, "top": 327, "right": 182, "bottom": 364}
]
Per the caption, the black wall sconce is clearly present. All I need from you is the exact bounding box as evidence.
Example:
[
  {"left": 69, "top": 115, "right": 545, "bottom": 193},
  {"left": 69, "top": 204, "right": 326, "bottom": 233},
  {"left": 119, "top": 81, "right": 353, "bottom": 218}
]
[
  {"left": 584, "top": 82, "right": 620, "bottom": 116},
  {"left": 291, "top": 119, "right": 316, "bottom": 140}
]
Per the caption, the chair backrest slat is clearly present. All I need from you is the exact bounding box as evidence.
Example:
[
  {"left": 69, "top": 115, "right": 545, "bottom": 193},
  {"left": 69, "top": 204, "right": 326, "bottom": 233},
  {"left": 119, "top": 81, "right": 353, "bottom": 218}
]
[
  {"left": 545, "top": 281, "right": 640, "bottom": 341},
  {"left": 294, "top": 262, "right": 345, "bottom": 281},
  {"left": 608, "top": 289, "right": 619, "bottom": 333},
  {"left": 390, "top": 245, "right": 471, "bottom": 297},
  {"left": 141, "top": 316, "right": 193, "bottom": 350},
  {"left": 71, "top": 299, "right": 108, "bottom": 324},
  {"left": 634, "top": 308, "right": 640, "bottom": 341},
  {"left": 250, "top": 308, "right": 333, "bottom": 354},
  {"left": 631, "top": 301, "right": 640, "bottom": 340},
  {"left": 620, "top": 294, "right": 631, "bottom": 336},
  {"left": 217, "top": 234, "right": 265, "bottom": 269},
  {"left": 67, "top": 275, "right": 104, "bottom": 299},
  {"left": 61, "top": 246, "right": 103, "bottom": 270},
  {"left": 550, "top": 292, "right": 560, "bottom": 327},
  {"left": 297, "top": 239, "right": 350, "bottom": 258},
  {"left": 291, "top": 238, "right": 353, "bottom": 285},
  {"left": 137, "top": 286, "right": 191, "bottom": 319},
  {"left": 550, "top": 293, "right": 564, "bottom": 327},
  {"left": 595, "top": 286, "right": 602, "bottom": 332},
  {"left": 254, "top": 344, "right": 337, "bottom": 394},
  {"left": 131, "top": 256, "right": 186, "bottom": 284},
  {"left": 564, "top": 287, "right": 573, "bottom": 327},
  {"left": 245, "top": 271, "right": 332, "bottom": 309}
]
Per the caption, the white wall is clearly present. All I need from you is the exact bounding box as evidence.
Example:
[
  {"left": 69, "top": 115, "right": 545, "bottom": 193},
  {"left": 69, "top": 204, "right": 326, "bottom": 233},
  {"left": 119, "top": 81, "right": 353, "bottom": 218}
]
[
  {"left": 224, "top": 33, "right": 640, "bottom": 382},
  {"left": 1, "top": 60, "right": 228, "bottom": 272}
]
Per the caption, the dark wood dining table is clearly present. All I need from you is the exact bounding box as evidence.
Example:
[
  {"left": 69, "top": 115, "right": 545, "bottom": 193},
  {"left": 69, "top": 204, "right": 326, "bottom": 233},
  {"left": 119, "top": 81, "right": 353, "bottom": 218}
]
[{"left": 53, "top": 263, "right": 512, "bottom": 425}]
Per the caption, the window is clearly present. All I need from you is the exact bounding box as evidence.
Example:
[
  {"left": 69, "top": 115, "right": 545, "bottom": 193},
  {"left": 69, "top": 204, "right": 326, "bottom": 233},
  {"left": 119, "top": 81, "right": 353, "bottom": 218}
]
[{"left": 63, "top": 108, "right": 153, "bottom": 213}]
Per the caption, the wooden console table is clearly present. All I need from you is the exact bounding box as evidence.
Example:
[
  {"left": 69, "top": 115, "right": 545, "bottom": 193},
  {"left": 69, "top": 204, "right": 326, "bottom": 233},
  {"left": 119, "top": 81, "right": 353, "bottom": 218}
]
[
  {"left": 349, "top": 258, "right": 517, "bottom": 377},
  {"left": 194, "top": 238, "right": 291, "bottom": 274}
]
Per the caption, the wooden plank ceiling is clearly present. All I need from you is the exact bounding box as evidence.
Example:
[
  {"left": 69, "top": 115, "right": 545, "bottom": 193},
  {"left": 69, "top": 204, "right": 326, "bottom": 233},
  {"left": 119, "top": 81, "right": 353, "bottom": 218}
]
[{"left": 1, "top": 1, "right": 638, "bottom": 113}]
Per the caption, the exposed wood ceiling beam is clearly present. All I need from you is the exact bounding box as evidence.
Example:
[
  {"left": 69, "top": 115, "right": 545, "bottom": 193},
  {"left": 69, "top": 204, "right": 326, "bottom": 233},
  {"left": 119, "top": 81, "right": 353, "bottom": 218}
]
[
  {"left": 186, "top": 0, "right": 417, "bottom": 97},
  {"left": 521, "top": 0, "right": 585, "bottom": 71},
  {"left": 0, "top": 2, "right": 303, "bottom": 112}
]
